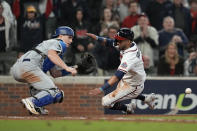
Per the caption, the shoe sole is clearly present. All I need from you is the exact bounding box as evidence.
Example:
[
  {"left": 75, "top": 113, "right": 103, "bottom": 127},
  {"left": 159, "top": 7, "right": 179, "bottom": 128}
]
[
  {"left": 21, "top": 99, "right": 39, "bottom": 115},
  {"left": 126, "top": 103, "right": 136, "bottom": 114},
  {"left": 36, "top": 108, "right": 49, "bottom": 115},
  {"left": 20, "top": 101, "right": 33, "bottom": 115},
  {"left": 146, "top": 96, "right": 156, "bottom": 110}
]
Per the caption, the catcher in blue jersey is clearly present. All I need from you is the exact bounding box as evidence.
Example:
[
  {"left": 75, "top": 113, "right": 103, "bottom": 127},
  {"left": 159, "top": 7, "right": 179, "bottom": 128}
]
[{"left": 10, "top": 26, "right": 77, "bottom": 115}]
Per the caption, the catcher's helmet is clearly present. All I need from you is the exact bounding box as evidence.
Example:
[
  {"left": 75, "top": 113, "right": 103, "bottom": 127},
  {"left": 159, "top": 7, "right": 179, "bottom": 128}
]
[
  {"left": 52, "top": 26, "right": 74, "bottom": 38},
  {"left": 114, "top": 28, "right": 134, "bottom": 41}
]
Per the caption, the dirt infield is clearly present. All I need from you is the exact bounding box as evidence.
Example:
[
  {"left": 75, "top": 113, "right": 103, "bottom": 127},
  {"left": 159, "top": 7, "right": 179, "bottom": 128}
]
[{"left": 1, "top": 115, "right": 197, "bottom": 124}]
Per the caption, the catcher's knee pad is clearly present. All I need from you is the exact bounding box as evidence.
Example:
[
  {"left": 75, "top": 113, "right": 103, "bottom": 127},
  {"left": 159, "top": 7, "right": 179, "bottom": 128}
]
[
  {"left": 53, "top": 89, "right": 64, "bottom": 103},
  {"left": 29, "top": 86, "right": 40, "bottom": 96},
  {"left": 32, "top": 88, "right": 64, "bottom": 107}
]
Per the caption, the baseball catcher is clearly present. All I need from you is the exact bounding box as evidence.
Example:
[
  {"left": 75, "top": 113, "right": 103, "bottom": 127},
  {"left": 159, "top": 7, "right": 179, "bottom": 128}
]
[{"left": 10, "top": 26, "right": 77, "bottom": 115}]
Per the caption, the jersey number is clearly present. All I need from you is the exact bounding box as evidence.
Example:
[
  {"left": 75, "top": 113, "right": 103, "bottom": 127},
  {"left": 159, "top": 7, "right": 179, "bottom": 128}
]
[{"left": 136, "top": 50, "right": 140, "bottom": 58}]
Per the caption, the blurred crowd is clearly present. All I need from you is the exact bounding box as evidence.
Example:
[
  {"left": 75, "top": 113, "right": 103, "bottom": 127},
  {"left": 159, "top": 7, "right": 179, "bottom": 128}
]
[{"left": 0, "top": 0, "right": 197, "bottom": 77}]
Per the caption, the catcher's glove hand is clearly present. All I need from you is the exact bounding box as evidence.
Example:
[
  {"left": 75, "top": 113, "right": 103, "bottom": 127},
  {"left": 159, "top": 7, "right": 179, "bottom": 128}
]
[{"left": 76, "top": 52, "right": 97, "bottom": 74}]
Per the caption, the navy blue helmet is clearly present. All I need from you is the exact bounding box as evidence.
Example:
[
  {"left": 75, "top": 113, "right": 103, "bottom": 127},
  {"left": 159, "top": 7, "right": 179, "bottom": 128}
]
[
  {"left": 114, "top": 28, "right": 134, "bottom": 41},
  {"left": 52, "top": 26, "right": 74, "bottom": 38}
]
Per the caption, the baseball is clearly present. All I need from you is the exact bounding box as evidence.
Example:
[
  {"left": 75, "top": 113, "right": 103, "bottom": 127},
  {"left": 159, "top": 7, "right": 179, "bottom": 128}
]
[{"left": 185, "top": 88, "right": 192, "bottom": 94}]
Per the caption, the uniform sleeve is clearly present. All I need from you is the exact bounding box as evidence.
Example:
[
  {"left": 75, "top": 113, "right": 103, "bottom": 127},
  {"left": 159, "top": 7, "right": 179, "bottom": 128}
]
[
  {"left": 97, "top": 36, "right": 115, "bottom": 47},
  {"left": 42, "top": 55, "right": 63, "bottom": 73},
  {"left": 118, "top": 54, "right": 136, "bottom": 73},
  {"left": 48, "top": 41, "right": 62, "bottom": 53},
  {"left": 105, "top": 38, "right": 115, "bottom": 47},
  {"left": 42, "top": 57, "right": 55, "bottom": 73}
]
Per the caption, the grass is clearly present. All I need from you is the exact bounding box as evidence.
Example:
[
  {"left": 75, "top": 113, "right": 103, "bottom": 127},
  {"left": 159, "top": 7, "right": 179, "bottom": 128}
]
[
  {"left": 0, "top": 115, "right": 197, "bottom": 131},
  {"left": 124, "top": 115, "right": 197, "bottom": 120}
]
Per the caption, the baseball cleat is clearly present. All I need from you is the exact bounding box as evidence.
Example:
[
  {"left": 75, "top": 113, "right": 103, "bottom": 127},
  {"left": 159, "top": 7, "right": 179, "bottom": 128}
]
[
  {"left": 144, "top": 93, "right": 156, "bottom": 110},
  {"left": 125, "top": 102, "right": 136, "bottom": 114},
  {"left": 35, "top": 107, "right": 49, "bottom": 115},
  {"left": 21, "top": 98, "right": 39, "bottom": 115}
]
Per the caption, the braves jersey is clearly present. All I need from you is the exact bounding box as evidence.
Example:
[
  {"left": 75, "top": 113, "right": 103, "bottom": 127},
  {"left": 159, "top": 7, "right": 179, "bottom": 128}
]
[
  {"left": 118, "top": 42, "right": 146, "bottom": 86},
  {"left": 96, "top": 36, "right": 146, "bottom": 85}
]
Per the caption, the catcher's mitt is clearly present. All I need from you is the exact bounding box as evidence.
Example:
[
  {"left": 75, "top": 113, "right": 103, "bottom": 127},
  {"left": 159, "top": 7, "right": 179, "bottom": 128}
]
[{"left": 76, "top": 52, "right": 97, "bottom": 74}]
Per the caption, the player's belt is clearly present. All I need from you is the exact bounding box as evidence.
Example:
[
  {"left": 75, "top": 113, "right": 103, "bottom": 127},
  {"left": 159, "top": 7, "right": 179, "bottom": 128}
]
[
  {"left": 22, "top": 58, "right": 30, "bottom": 62},
  {"left": 32, "top": 48, "right": 46, "bottom": 58}
]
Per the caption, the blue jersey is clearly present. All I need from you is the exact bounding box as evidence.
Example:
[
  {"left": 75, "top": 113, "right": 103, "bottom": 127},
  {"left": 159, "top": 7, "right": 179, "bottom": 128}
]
[{"left": 42, "top": 40, "right": 70, "bottom": 75}]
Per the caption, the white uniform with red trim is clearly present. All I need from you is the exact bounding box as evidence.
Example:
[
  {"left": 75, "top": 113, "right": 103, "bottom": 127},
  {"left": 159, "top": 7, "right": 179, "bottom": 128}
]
[{"left": 102, "top": 42, "right": 146, "bottom": 107}]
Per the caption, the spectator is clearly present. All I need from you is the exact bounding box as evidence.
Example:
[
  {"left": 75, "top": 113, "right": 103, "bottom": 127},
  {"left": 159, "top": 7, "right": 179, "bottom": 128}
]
[
  {"left": 169, "top": 0, "right": 192, "bottom": 38},
  {"left": 184, "top": 51, "right": 197, "bottom": 76},
  {"left": 86, "top": 0, "right": 102, "bottom": 34},
  {"left": 182, "top": 0, "right": 190, "bottom": 8},
  {"left": 12, "top": 0, "right": 20, "bottom": 20},
  {"left": 157, "top": 42, "right": 184, "bottom": 76},
  {"left": 4, "top": 0, "right": 12, "bottom": 5},
  {"left": 0, "top": 0, "right": 16, "bottom": 51},
  {"left": 18, "top": 5, "right": 44, "bottom": 55},
  {"left": 118, "top": 0, "right": 130, "bottom": 22},
  {"left": 59, "top": 0, "right": 89, "bottom": 27},
  {"left": 169, "top": 0, "right": 190, "bottom": 8},
  {"left": 146, "top": 0, "right": 173, "bottom": 30},
  {"left": 159, "top": 16, "right": 188, "bottom": 57},
  {"left": 2, "top": 0, "right": 16, "bottom": 23},
  {"left": 0, "top": 1, "right": 17, "bottom": 75},
  {"left": 143, "top": 55, "right": 156, "bottom": 76},
  {"left": 189, "top": 0, "right": 197, "bottom": 51},
  {"left": 121, "top": 1, "right": 140, "bottom": 28},
  {"left": 38, "top": 0, "right": 61, "bottom": 39},
  {"left": 13, "top": 0, "right": 40, "bottom": 20},
  {"left": 193, "top": 65, "right": 197, "bottom": 76},
  {"left": 72, "top": 8, "right": 93, "bottom": 53},
  {"left": 101, "top": 0, "right": 120, "bottom": 23},
  {"left": 99, "top": 8, "right": 119, "bottom": 36},
  {"left": 71, "top": 8, "right": 94, "bottom": 65},
  {"left": 89, "top": 25, "right": 120, "bottom": 76},
  {"left": 190, "top": 0, "right": 197, "bottom": 34},
  {"left": 12, "top": 0, "right": 41, "bottom": 44},
  {"left": 102, "top": 0, "right": 115, "bottom": 11},
  {"left": 138, "top": 0, "right": 152, "bottom": 12},
  {"left": 131, "top": 13, "right": 159, "bottom": 67}
]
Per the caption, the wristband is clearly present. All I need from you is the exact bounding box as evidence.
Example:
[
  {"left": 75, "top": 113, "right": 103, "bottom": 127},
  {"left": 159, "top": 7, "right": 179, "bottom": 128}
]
[
  {"left": 97, "top": 36, "right": 105, "bottom": 42},
  {"left": 99, "top": 87, "right": 104, "bottom": 92},
  {"left": 100, "top": 82, "right": 111, "bottom": 91}
]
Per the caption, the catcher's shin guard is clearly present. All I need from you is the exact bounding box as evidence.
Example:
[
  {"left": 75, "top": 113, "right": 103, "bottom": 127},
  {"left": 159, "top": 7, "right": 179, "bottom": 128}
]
[{"left": 32, "top": 89, "right": 64, "bottom": 107}]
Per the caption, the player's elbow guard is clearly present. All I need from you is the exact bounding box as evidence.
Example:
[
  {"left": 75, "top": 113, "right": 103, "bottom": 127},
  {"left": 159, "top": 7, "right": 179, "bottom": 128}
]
[{"left": 114, "top": 70, "right": 126, "bottom": 80}]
